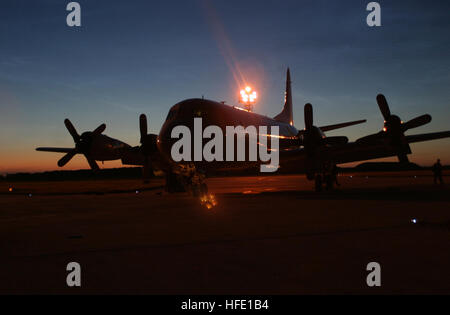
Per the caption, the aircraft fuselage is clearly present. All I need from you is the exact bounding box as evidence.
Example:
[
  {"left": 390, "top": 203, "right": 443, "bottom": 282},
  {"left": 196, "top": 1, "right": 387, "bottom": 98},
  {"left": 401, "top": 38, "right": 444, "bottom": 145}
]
[{"left": 157, "top": 98, "right": 300, "bottom": 173}]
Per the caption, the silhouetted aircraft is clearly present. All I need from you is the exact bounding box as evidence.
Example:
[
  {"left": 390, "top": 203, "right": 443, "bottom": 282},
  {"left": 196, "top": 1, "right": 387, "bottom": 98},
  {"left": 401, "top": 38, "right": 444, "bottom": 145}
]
[{"left": 37, "top": 69, "right": 450, "bottom": 196}]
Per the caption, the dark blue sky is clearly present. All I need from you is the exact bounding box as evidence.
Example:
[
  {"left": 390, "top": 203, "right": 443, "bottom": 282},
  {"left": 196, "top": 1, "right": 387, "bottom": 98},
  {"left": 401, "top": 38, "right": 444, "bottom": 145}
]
[{"left": 1, "top": 0, "right": 449, "bottom": 172}]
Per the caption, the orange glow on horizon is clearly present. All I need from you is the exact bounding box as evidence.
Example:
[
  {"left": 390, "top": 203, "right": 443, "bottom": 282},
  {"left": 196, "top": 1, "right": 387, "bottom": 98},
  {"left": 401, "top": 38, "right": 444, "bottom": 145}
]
[
  {"left": 1, "top": 152, "right": 450, "bottom": 174},
  {"left": 0, "top": 152, "right": 124, "bottom": 175}
]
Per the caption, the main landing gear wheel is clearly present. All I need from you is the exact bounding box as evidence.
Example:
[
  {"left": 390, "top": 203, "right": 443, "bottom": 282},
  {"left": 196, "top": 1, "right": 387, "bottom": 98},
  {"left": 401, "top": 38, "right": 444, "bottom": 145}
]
[
  {"left": 315, "top": 175, "right": 323, "bottom": 192},
  {"left": 325, "top": 174, "right": 334, "bottom": 191}
]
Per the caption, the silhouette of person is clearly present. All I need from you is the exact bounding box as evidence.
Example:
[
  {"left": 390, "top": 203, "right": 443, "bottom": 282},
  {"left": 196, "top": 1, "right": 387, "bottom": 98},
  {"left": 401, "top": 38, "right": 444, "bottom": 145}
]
[{"left": 432, "top": 159, "right": 444, "bottom": 185}]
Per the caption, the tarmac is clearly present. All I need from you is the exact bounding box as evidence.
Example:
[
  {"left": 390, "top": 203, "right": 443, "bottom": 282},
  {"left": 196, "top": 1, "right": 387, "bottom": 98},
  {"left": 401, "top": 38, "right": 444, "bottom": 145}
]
[{"left": 1, "top": 171, "right": 449, "bottom": 294}]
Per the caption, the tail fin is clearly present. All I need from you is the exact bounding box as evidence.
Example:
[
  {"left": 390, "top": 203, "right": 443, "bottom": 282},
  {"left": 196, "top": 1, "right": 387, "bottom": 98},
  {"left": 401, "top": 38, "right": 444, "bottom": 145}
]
[{"left": 274, "top": 68, "right": 294, "bottom": 125}]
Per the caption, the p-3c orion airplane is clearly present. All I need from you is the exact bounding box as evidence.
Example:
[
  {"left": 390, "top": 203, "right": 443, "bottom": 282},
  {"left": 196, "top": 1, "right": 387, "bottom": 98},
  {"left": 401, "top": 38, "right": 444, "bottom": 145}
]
[{"left": 37, "top": 68, "right": 450, "bottom": 198}]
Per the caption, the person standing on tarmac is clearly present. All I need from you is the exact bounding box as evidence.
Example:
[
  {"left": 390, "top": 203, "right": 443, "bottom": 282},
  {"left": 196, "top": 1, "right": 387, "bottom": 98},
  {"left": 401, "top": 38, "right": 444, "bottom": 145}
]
[{"left": 432, "top": 159, "right": 444, "bottom": 185}]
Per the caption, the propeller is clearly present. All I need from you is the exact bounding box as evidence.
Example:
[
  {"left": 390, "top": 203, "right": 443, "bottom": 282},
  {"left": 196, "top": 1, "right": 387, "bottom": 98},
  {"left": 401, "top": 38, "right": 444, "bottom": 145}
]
[
  {"left": 139, "top": 114, "right": 159, "bottom": 181},
  {"left": 376, "top": 94, "right": 432, "bottom": 163},
  {"left": 57, "top": 150, "right": 77, "bottom": 167},
  {"left": 300, "top": 103, "right": 348, "bottom": 148},
  {"left": 299, "top": 103, "right": 349, "bottom": 180},
  {"left": 304, "top": 103, "right": 313, "bottom": 130},
  {"left": 56, "top": 119, "right": 105, "bottom": 171},
  {"left": 376, "top": 94, "right": 391, "bottom": 121},
  {"left": 401, "top": 114, "right": 431, "bottom": 132},
  {"left": 376, "top": 94, "right": 432, "bottom": 133},
  {"left": 140, "top": 114, "right": 148, "bottom": 144}
]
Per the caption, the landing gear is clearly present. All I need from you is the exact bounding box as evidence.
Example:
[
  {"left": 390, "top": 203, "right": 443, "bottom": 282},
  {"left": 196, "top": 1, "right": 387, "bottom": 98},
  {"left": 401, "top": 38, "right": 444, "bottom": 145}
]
[
  {"left": 142, "top": 167, "right": 152, "bottom": 184},
  {"left": 185, "top": 170, "right": 216, "bottom": 208},
  {"left": 315, "top": 175, "right": 323, "bottom": 192},
  {"left": 165, "top": 172, "right": 185, "bottom": 193},
  {"left": 313, "top": 164, "right": 338, "bottom": 192},
  {"left": 165, "top": 166, "right": 208, "bottom": 196},
  {"left": 324, "top": 174, "right": 334, "bottom": 191},
  {"left": 165, "top": 165, "right": 216, "bottom": 208},
  {"left": 315, "top": 174, "right": 335, "bottom": 192},
  {"left": 192, "top": 181, "right": 208, "bottom": 198}
]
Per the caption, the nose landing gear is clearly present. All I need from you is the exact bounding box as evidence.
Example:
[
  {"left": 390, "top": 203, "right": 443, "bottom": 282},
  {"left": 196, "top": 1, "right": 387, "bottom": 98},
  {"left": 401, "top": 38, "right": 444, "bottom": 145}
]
[{"left": 165, "top": 164, "right": 217, "bottom": 209}]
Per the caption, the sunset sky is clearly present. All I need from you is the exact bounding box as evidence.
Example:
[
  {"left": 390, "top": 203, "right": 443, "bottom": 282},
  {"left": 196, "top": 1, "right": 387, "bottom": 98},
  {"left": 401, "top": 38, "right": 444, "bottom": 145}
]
[{"left": 1, "top": 0, "right": 449, "bottom": 174}]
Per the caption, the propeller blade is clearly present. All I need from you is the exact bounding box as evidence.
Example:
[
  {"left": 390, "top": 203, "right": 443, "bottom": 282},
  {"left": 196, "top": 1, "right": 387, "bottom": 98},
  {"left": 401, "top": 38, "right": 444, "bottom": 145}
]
[
  {"left": 92, "top": 123, "right": 106, "bottom": 136},
  {"left": 64, "top": 119, "right": 80, "bottom": 143},
  {"left": 376, "top": 94, "right": 391, "bottom": 120},
  {"left": 401, "top": 114, "right": 431, "bottom": 131},
  {"left": 304, "top": 103, "right": 313, "bottom": 130},
  {"left": 140, "top": 114, "right": 148, "bottom": 143},
  {"left": 57, "top": 150, "right": 77, "bottom": 167},
  {"left": 85, "top": 155, "right": 100, "bottom": 171}
]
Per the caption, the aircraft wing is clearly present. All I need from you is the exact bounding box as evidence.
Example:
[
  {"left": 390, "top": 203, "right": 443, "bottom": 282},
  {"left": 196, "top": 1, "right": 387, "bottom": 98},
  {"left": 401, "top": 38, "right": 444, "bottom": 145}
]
[
  {"left": 280, "top": 141, "right": 405, "bottom": 167},
  {"left": 319, "top": 120, "right": 366, "bottom": 132},
  {"left": 327, "top": 142, "right": 404, "bottom": 165},
  {"left": 283, "top": 130, "right": 450, "bottom": 167},
  {"left": 36, "top": 147, "right": 74, "bottom": 153},
  {"left": 405, "top": 131, "right": 450, "bottom": 143}
]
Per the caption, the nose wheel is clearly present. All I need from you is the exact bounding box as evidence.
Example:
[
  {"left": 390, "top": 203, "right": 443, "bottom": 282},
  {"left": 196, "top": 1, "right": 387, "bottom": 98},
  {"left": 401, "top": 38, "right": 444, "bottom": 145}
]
[{"left": 165, "top": 172, "right": 186, "bottom": 193}]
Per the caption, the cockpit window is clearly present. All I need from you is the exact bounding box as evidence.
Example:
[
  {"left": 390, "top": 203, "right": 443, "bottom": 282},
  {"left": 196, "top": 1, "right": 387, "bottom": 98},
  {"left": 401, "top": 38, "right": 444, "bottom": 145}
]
[
  {"left": 194, "top": 109, "right": 203, "bottom": 117},
  {"left": 193, "top": 104, "right": 208, "bottom": 118}
]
